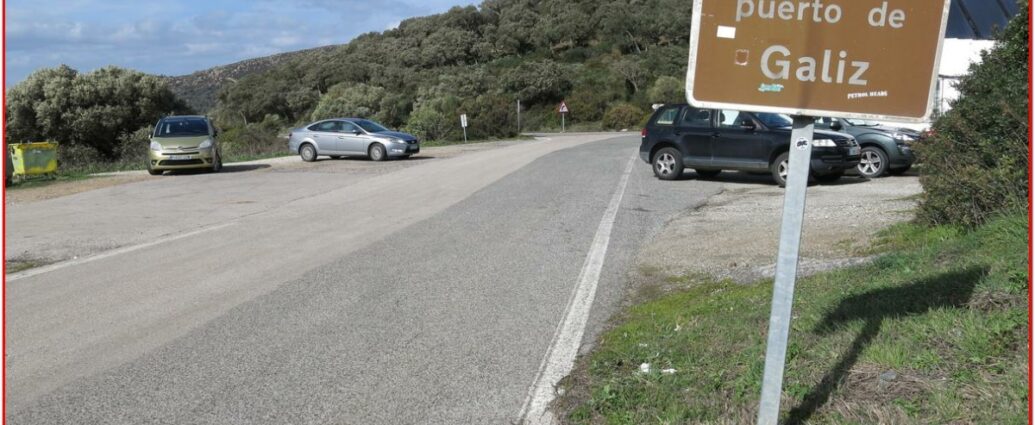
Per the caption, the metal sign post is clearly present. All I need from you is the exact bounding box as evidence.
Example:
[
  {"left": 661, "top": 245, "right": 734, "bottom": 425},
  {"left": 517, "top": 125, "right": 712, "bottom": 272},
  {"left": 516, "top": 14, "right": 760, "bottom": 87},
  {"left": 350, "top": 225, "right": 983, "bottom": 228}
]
[
  {"left": 757, "top": 116, "right": 814, "bottom": 425},
  {"left": 681, "top": 1, "right": 952, "bottom": 422},
  {"left": 517, "top": 100, "right": 522, "bottom": 134},
  {"left": 558, "top": 102, "right": 569, "bottom": 133},
  {"left": 460, "top": 114, "right": 468, "bottom": 143}
]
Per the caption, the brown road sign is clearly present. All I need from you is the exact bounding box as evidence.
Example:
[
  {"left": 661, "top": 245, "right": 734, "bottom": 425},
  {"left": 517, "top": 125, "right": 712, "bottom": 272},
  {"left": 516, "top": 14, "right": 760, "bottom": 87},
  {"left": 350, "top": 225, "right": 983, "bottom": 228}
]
[{"left": 686, "top": 0, "right": 952, "bottom": 122}]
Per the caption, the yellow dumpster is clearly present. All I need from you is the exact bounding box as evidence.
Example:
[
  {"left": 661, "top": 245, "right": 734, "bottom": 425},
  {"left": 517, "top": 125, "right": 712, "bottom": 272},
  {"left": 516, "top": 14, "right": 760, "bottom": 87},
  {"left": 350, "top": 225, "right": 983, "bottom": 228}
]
[{"left": 9, "top": 142, "right": 59, "bottom": 176}]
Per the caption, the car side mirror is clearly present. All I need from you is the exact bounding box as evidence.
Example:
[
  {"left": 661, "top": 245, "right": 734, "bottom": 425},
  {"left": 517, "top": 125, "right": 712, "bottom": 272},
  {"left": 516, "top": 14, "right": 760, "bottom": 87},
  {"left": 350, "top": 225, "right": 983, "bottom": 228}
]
[
  {"left": 740, "top": 120, "right": 756, "bottom": 131},
  {"left": 830, "top": 121, "right": 843, "bottom": 131},
  {"left": 353, "top": 130, "right": 362, "bottom": 135}
]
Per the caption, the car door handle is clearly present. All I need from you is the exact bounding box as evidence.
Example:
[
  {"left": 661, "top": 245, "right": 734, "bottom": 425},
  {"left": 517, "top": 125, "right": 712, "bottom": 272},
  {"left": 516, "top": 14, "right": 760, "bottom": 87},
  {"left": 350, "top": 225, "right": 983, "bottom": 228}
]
[{"left": 338, "top": 136, "right": 345, "bottom": 139}]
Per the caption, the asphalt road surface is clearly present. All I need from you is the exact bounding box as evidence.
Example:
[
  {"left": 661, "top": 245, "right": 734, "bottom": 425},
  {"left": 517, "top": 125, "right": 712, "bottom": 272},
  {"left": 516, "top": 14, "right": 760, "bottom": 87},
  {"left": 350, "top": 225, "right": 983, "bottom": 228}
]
[{"left": 6, "top": 134, "right": 719, "bottom": 424}]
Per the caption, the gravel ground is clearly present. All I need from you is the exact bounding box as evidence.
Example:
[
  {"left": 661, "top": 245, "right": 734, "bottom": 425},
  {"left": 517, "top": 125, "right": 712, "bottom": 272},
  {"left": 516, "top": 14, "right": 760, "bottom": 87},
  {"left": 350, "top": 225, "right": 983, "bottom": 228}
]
[{"left": 635, "top": 171, "right": 922, "bottom": 284}]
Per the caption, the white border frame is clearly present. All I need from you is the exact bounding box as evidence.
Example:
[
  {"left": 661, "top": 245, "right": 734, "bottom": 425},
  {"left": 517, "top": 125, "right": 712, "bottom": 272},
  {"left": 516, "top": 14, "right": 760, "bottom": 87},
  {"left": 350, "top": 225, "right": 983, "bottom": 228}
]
[{"left": 685, "top": 0, "right": 953, "bottom": 122}]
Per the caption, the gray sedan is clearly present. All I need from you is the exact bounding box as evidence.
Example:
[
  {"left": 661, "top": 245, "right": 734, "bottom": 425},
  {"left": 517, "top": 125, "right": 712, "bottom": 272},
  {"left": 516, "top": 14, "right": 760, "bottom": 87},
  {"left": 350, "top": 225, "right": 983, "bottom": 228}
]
[{"left": 288, "top": 118, "right": 420, "bottom": 162}]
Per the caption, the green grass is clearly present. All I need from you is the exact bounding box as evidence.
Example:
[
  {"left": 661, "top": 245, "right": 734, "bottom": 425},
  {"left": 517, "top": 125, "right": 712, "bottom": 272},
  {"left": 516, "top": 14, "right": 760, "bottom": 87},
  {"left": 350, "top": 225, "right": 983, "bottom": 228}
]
[{"left": 557, "top": 214, "right": 1029, "bottom": 424}]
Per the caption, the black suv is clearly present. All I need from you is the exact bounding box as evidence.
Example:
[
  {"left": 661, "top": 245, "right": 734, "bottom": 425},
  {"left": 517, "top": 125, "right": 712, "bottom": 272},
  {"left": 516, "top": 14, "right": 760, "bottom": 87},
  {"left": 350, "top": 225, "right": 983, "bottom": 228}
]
[{"left": 640, "top": 104, "right": 861, "bottom": 186}]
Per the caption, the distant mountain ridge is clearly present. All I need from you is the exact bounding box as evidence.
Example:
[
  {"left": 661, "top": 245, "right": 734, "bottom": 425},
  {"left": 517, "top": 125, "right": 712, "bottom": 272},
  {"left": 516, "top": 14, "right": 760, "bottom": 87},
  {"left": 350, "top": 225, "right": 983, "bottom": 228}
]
[{"left": 165, "top": 45, "right": 340, "bottom": 113}]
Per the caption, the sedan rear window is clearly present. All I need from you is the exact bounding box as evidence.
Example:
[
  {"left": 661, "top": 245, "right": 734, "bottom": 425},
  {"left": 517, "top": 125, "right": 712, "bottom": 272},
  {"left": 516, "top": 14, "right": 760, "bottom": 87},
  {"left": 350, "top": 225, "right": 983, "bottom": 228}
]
[{"left": 154, "top": 119, "right": 209, "bottom": 138}]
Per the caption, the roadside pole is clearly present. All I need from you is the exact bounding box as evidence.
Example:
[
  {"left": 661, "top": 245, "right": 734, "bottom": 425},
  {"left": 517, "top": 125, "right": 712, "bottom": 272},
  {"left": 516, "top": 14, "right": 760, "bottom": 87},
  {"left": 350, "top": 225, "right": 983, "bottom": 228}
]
[
  {"left": 756, "top": 116, "right": 814, "bottom": 425},
  {"left": 682, "top": 1, "right": 951, "bottom": 422},
  {"left": 558, "top": 101, "right": 569, "bottom": 133},
  {"left": 460, "top": 113, "right": 469, "bottom": 144},
  {"left": 517, "top": 100, "right": 522, "bottom": 134}
]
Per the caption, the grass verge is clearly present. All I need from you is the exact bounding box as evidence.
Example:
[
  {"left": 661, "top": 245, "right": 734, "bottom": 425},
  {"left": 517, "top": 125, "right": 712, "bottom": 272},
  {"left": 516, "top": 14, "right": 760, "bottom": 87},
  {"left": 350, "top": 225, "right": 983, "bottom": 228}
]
[{"left": 556, "top": 214, "right": 1029, "bottom": 424}]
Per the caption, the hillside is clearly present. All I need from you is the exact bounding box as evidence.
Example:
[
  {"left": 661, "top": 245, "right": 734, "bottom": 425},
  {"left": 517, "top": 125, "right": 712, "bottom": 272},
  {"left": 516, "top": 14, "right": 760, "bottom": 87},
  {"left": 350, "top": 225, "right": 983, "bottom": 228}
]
[
  {"left": 205, "top": 0, "right": 695, "bottom": 141},
  {"left": 166, "top": 45, "right": 340, "bottom": 113}
]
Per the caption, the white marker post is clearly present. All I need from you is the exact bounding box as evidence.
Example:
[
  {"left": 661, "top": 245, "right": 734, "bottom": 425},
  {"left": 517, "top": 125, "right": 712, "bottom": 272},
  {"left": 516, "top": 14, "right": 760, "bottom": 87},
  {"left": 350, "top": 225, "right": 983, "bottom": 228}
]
[
  {"left": 757, "top": 116, "right": 813, "bottom": 425},
  {"left": 460, "top": 113, "right": 468, "bottom": 144}
]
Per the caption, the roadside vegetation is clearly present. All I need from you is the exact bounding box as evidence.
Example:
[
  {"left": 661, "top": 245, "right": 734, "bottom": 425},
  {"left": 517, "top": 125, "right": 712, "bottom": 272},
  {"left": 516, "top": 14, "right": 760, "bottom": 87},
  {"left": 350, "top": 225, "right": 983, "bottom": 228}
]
[{"left": 556, "top": 3, "right": 1029, "bottom": 423}]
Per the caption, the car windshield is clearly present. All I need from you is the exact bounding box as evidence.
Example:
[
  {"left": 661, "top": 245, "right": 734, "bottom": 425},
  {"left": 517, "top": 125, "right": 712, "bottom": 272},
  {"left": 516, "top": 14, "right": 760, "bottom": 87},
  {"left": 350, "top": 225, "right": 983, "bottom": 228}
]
[
  {"left": 154, "top": 119, "right": 209, "bottom": 138},
  {"left": 755, "top": 113, "right": 793, "bottom": 128},
  {"left": 846, "top": 119, "right": 881, "bottom": 126},
  {"left": 354, "top": 120, "right": 389, "bottom": 133}
]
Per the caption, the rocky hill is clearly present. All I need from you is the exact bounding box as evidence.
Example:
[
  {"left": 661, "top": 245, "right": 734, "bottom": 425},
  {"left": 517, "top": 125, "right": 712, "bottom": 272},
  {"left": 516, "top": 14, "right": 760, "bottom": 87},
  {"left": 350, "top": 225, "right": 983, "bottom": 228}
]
[{"left": 165, "top": 45, "right": 340, "bottom": 113}]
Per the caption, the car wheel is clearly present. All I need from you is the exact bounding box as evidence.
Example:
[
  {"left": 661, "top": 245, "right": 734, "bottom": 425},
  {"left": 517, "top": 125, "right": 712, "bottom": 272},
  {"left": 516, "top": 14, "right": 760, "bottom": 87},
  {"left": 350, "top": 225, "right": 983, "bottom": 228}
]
[
  {"left": 857, "top": 147, "right": 889, "bottom": 178},
  {"left": 695, "top": 169, "right": 722, "bottom": 179},
  {"left": 815, "top": 171, "right": 844, "bottom": 183},
  {"left": 147, "top": 162, "right": 162, "bottom": 176},
  {"left": 888, "top": 165, "right": 912, "bottom": 176},
  {"left": 300, "top": 144, "right": 317, "bottom": 162},
  {"left": 369, "top": 143, "right": 387, "bottom": 162},
  {"left": 652, "top": 148, "right": 684, "bottom": 181},
  {"left": 770, "top": 152, "right": 790, "bottom": 187}
]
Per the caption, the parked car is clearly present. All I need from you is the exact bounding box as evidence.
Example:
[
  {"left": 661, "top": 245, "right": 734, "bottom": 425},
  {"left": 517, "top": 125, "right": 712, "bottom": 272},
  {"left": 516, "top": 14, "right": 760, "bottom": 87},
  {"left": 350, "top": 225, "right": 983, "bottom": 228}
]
[
  {"left": 813, "top": 117, "right": 918, "bottom": 178},
  {"left": 640, "top": 104, "right": 861, "bottom": 186},
  {"left": 288, "top": 118, "right": 420, "bottom": 162},
  {"left": 148, "top": 115, "right": 222, "bottom": 175}
]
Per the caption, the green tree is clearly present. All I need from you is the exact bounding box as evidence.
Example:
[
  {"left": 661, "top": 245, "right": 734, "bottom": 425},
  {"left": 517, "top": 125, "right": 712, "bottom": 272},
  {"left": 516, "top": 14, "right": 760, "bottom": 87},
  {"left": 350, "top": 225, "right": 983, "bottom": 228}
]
[
  {"left": 5, "top": 65, "right": 188, "bottom": 158},
  {"left": 647, "top": 76, "right": 685, "bottom": 104},
  {"left": 310, "top": 83, "right": 387, "bottom": 121}
]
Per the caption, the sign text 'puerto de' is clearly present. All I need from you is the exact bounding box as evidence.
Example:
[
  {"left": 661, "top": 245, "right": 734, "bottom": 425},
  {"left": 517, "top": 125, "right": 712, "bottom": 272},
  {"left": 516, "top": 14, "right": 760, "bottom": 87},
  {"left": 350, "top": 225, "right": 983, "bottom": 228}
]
[{"left": 687, "top": 0, "right": 952, "bottom": 121}]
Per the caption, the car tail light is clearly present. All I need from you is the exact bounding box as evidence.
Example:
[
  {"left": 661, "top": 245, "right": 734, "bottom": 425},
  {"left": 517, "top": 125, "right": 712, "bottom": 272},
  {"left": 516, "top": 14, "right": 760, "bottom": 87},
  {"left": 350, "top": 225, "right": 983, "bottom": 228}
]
[{"left": 641, "top": 128, "right": 648, "bottom": 138}]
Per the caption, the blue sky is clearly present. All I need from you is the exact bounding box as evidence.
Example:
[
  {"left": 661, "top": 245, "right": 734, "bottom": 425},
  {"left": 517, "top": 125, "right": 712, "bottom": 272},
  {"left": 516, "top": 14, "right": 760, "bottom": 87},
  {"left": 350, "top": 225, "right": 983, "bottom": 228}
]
[{"left": 5, "top": 0, "right": 480, "bottom": 86}]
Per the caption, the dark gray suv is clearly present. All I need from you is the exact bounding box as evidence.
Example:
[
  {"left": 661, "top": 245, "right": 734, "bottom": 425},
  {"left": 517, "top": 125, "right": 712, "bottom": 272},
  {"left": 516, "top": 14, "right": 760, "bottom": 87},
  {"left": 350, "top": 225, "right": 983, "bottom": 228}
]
[
  {"left": 813, "top": 117, "right": 919, "bottom": 178},
  {"left": 640, "top": 104, "right": 861, "bottom": 186}
]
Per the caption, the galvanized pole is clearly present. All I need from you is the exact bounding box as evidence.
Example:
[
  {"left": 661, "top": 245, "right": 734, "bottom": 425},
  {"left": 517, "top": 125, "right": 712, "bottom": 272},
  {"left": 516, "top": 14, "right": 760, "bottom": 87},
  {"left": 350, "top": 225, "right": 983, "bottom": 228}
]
[
  {"left": 561, "top": 113, "right": 565, "bottom": 133},
  {"left": 757, "top": 116, "right": 814, "bottom": 425},
  {"left": 517, "top": 100, "right": 522, "bottom": 134}
]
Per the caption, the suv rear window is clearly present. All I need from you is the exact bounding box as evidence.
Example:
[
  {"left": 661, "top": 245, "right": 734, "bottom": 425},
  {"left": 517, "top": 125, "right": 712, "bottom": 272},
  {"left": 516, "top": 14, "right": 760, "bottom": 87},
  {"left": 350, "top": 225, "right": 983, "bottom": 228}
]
[{"left": 654, "top": 107, "right": 679, "bottom": 126}]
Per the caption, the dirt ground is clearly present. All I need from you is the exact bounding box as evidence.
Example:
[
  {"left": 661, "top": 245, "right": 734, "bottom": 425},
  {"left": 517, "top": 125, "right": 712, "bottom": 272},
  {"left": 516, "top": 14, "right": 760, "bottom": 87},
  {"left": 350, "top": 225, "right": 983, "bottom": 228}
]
[{"left": 635, "top": 172, "right": 922, "bottom": 284}]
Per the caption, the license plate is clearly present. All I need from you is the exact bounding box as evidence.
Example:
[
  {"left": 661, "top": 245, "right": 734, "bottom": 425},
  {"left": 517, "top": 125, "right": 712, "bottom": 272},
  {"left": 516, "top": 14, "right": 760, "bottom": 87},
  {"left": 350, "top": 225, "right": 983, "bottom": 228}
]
[
  {"left": 169, "top": 155, "right": 194, "bottom": 160},
  {"left": 849, "top": 147, "right": 860, "bottom": 156}
]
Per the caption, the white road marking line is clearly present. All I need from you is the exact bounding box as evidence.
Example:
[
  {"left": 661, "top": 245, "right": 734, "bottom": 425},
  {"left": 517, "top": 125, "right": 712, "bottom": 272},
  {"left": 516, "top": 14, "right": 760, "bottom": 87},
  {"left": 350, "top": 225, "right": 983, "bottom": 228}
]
[
  {"left": 6, "top": 222, "right": 238, "bottom": 282},
  {"left": 518, "top": 155, "right": 637, "bottom": 425}
]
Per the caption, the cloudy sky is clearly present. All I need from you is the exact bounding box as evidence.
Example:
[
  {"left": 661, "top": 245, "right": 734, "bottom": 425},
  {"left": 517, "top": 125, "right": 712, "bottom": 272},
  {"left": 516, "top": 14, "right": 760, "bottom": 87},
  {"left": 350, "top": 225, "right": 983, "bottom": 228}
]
[{"left": 6, "top": 0, "right": 479, "bottom": 86}]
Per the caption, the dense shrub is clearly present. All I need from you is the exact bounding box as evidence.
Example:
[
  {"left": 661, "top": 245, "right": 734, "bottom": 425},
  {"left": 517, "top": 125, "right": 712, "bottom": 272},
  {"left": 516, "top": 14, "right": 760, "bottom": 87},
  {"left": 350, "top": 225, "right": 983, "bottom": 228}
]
[
  {"left": 647, "top": 76, "right": 685, "bottom": 105},
  {"left": 116, "top": 127, "right": 153, "bottom": 166},
  {"left": 5, "top": 65, "right": 189, "bottom": 159},
  {"left": 916, "top": 1, "right": 1029, "bottom": 227},
  {"left": 602, "top": 103, "right": 646, "bottom": 130}
]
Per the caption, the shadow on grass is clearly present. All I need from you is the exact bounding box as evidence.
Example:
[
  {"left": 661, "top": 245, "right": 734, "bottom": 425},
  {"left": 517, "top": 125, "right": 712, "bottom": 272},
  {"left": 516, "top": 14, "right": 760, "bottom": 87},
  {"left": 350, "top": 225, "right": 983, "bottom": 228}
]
[{"left": 785, "top": 266, "right": 988, "bottom": 425}]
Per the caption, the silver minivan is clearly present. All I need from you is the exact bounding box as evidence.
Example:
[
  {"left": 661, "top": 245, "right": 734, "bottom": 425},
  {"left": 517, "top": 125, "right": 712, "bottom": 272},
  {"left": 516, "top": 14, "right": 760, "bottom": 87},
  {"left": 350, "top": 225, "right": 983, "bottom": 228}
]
[{"left": 288, "top": 118, "right": 420, "bottom": 162}]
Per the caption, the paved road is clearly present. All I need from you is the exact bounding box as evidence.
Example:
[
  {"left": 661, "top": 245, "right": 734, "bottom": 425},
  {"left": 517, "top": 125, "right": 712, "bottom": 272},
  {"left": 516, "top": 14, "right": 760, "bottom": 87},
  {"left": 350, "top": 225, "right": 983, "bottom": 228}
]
[{"left": 6, "top": 135, "right": 719, "bottom": 424}]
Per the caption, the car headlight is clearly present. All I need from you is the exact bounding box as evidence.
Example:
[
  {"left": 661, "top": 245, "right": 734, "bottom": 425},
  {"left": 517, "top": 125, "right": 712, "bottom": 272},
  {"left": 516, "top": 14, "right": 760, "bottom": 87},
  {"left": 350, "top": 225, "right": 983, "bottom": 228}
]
[
  {"left": 813, "top": 139, "right": 837, "bottom": 147},
  {"left": 892, "top": 133, "right": 915, "bottom": 143},
  {"left": 198, "top": 139, "right": 214, "bottom": 149},
  {"left": 150, "top": 141, "right": 162, "bottom": 152},
  {"left": 388, "top": 138, "right": 404, "bottom": 144}
]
